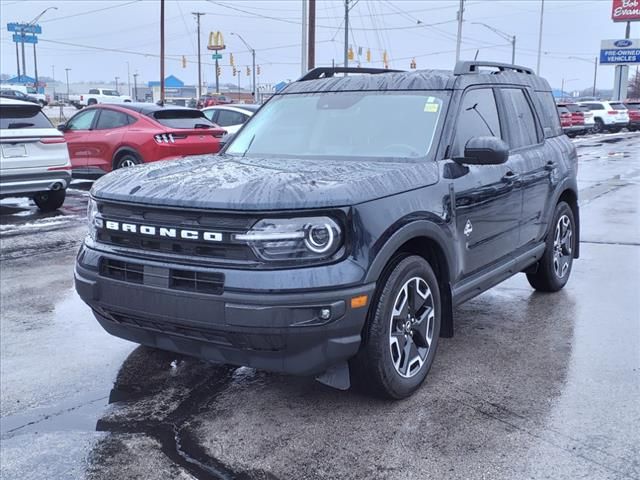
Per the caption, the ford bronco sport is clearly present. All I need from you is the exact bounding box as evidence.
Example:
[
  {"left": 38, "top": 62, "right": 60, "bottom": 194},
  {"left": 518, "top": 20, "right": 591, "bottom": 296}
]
[{"left": 75, "top": 61, "right": 579, "bottom": 399}]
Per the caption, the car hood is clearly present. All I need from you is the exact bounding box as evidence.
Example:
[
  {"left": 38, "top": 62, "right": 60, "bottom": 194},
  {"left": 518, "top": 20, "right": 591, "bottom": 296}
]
[{"left": 91, "top": 154, "right": 439, "bottom": 210}]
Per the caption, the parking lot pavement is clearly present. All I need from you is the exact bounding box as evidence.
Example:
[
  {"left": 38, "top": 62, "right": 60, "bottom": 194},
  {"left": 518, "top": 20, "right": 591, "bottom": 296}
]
[{"left": 1, "top": 133, "right": 639, "bottom": 480}]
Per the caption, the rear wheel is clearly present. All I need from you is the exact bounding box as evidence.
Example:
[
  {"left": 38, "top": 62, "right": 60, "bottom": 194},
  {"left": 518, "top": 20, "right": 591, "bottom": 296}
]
[
  {"left": 351, "top": 255, "right": 441, "bottom": 399},
  {"left": 114, "top": 152, "right": 141, "bottom": 169},
  {"left": 526, "top": 201, "right": 575, "bottom": 292},
  {"left": 593, "top": 118, "right": 604, "bottom": 134},
  {"left": 33, "top": 189, "right": 66, "bottom": 212}
]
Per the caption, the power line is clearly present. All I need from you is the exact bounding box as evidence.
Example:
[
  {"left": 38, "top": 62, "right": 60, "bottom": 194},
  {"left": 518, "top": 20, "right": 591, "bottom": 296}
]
[{"left": 38, "top": 1, "right": 141, "bottom": 23}]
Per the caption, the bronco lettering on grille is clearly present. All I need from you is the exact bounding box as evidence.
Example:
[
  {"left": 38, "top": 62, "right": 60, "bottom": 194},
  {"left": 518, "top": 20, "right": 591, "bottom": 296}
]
[{"left": 103, "top": 221, "right": 222, "bottom": 242}]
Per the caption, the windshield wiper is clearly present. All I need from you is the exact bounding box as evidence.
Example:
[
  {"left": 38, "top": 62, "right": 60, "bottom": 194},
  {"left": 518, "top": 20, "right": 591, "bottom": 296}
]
[{"left": 242, "top": 134, "right": 256, "bottom": 158}]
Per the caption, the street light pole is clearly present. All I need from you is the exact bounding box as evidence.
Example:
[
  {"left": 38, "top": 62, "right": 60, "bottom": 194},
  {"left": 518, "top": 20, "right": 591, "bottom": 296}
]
[
  {"left": 115, "top": 76, "right": 119, "bottom": 93},
  {"left": 27, "top": 7, "right": 58, "bottom": 86},
  {"left": 455, "top": 0, "right": 464, "bottom": 62},
  {"left": 160, "top": 0, "right": 165, "bottom": 104},
  {"left": 65, "top": 68, "right": 71, "bottom": 100},
  {"left": 192, "top": 12, "right": 205, "bottom": 99},
  {"left": 231, "top": 32, "right": 256, "bottom": 99},
  {"left": 536, "top": 0, "right": 545, "bottom": 74},
  {"left": 133, "top": 73, "right": 139, "bottom": 101},
  {"left": 471, "top": 22, "right": 516, "bottom": 64},
  {"left": 51, "top": 65, "right": 55, "bottom": 100},
  {"left": 569, "top": 56, "right": 598, "bottom": 97}
]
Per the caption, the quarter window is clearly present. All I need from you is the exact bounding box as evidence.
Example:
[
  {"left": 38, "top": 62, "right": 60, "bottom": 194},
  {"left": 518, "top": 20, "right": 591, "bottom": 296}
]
[
  {"left": 499, "top": 88, "right": 539, "bottom": 149},
  {"left": 452, "top": 88, "right": 502, "bottom": 157},
  {"left": 95, "top": 109, "right": 131, "bottom": 130}
]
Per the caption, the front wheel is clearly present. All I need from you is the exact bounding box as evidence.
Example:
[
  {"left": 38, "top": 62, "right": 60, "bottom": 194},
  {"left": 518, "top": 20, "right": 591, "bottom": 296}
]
[
  {"left": 351, "top": 255, "right": 441, "bottom": 399},
  {"left": 33, "top": 189, "right": 66, "bottom": 212},
  {"left": 527, "top": 201, "right": 575, "bottom": 292}
]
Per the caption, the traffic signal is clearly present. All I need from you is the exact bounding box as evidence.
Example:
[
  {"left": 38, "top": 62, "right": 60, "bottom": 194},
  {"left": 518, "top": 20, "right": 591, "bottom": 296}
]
[
  {"left": 382, "top": 50, "right": 388, "bottom": 65},
  {"left": 348, "top": 46, "right": 354, "bottom": 61},
  {"left": 232, "top": 66, "right": 237, "bottom": 76},
  {"left": 246, "top": 66, "right": 250, "bottom": 76},
  {"left": 257, "top": 65, "right": 261, "bottom": 75},
  {"left": 366, "top": 48, "right": 371, "bottom": 63},
  {"left": 410, "top": 58, "right": 417, "bottom": 69},
  {"left": 216, "top": 65, "right": 221, "bottom": 77},
  {"left": 182, "top": 55, "right": 187, "bottom": 68},
  {"left": 229, "top": 53, "right": 235, "bottom": 66}
]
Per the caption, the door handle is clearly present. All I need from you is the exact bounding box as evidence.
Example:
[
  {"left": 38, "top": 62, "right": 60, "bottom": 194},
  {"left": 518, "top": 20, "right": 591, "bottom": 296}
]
[
  {"left": 501, "top": 171, "right": 520, "bottom": 182},
  {"left": 545, "top": 161, "right": 557, "bottom": 171}
]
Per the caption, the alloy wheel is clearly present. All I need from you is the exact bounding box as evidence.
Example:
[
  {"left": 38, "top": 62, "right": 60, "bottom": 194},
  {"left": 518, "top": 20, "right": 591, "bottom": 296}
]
[
  {"left": 120, "top": 158, "right": 137, "bottom": 168},
  {"left": 553, "top": 214, "right": 573, "bottom": 278},
  {"left": 389, "top": 277, "right": 435, "bottom": 378}
]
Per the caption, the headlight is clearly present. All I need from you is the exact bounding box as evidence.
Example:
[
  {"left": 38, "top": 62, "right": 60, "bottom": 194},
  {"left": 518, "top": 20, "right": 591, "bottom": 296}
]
[
  {"left": 87, "top": 198, "right": 99, "bottom": 240},
  {"left": 235, "top": 217, "right": 343, "bottom": 262}
]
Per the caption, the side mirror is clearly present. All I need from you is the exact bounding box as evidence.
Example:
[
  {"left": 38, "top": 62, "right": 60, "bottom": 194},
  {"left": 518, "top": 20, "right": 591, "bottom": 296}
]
[
  {"left": 456, "top": 136, "right": 509, "bottom": 165},
  {"left": 57, "top": 123, "right": 67, "bottom": 132}
]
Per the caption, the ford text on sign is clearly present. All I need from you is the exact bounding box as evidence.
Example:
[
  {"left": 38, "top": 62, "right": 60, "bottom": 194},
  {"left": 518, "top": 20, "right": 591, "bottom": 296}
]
[
  {"left": 611, "top": 0, "right": 640, "bottom": 22},
  {"left": 600, "top": 39, "right": 640, "bottom": 64}
]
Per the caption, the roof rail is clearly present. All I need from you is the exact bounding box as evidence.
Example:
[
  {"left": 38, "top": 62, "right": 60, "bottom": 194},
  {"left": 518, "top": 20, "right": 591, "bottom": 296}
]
[
  {"left": 298, "top": 66, "right": 403, "bottom": 82},
  {"left": 454, "top": 61, "right": 534, "bottom": 76}
]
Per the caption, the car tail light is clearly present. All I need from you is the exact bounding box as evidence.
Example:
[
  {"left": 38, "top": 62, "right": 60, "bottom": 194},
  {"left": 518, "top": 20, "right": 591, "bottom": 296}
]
[
  {"left": 154, "top": 133, "right": 176, "bottom": 144},
  {"left": 40, "top": 137, "right": 67, "bottom": 144},
  {"left": 80, "top": 95, "right": 84, "bottom": 101},
  {"left": 608, "top": 110, "right": 618, "bottom": 114}
]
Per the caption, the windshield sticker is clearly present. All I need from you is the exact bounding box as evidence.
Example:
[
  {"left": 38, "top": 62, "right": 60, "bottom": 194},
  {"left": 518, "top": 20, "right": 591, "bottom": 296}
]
[{"left": 424, "top": 102, "right": 439, "bottom": 113}]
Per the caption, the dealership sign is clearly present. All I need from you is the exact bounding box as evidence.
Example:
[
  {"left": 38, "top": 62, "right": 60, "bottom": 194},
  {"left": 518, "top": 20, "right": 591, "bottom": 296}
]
[
  {"left": 612, "top": 0, "right": 640, "bottom": 22},
  {"left": 600, "top": 38, "right": 640, "bottom": 64}
]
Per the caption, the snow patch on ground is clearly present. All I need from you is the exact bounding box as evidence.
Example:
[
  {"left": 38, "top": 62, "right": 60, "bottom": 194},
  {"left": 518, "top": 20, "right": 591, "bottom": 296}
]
[
  {"left": 0, "top": 197, "right": 32, "bottom": 208},
  {"left": 0, "top": 216, "right": 79, "bottom": 234}
]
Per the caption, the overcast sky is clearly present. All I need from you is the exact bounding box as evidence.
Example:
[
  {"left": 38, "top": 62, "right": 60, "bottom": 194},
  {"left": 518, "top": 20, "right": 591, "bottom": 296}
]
[{"left": 0, "top": 0, "right": 637, "bottom": 92}]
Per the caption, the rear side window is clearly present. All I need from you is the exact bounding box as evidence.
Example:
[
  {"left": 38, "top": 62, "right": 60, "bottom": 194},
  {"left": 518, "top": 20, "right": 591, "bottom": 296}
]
[
  {"left": 95, "top": 109, "right": 131, "bottom": 130},
  {"left": 583, "top": 102, "right": 604, "bottom": 110},
  {"left": 216, "top": 109, "right": 248, "bottom": 127},
  {"left": 534, "top": 92, "right": 562, "bottom": 137},
  {"left": 499, "top": 88, "right": 540, "bottom": 149},
  {"left": 452, "top": 88, "right": 502, "bottom": 157},
  {"left": 609, "top": 102, "right": 627, "bottom": 110},
  {"left": 564, "top": 104, "right": 581, "bottom": 113},
  {"left": 626, "top": 103, "right": 640, "bottom": 111},
  {"left": 0, "top": 105, "right": 52, "bottom": 129},
  {"left": 89, "top": 89, "right": 100, "bottom": 95},
  {"left": 151, "top": 109, "right": 215, "bottom": 129}
]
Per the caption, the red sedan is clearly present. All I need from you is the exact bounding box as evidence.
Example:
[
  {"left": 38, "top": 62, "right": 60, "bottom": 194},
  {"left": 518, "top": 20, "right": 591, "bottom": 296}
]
[{"left": 59, "top": 103, "right": 226, "bottom": 178}]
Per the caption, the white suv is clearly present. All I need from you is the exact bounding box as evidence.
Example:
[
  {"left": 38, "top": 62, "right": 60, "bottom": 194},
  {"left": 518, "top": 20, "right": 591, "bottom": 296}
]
[
  {"left": 0, "top": 98, "right": 72, "bottom": 211},
  {"left": 578, "top": 100, "right": 629, "bottom": 133}
]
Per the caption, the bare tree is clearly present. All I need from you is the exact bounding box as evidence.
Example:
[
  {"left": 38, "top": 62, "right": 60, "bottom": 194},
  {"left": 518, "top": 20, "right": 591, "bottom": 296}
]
[{"left": 629, "top": 67, "right": 640, "bottom": 99}]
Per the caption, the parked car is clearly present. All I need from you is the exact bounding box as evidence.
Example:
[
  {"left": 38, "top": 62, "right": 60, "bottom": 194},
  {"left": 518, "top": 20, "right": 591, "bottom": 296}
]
[
  {"left": 577, "top": 101, "right": 628, "bottom": 133},
  {"left": 557, "top": 103, "right": 586, "bottom": 136},
  {"left": 76, "top": 62, "right": 580, "bottom": 399},
  {"left": 0, "top": 88, "right": 40, "bottom": 105},
  {"left": 0, "top": 98, "right": 71, "bottom": 211},
  {"left": 69, "top": 88, "right": 132, "bottom": 109},
  {"left": 202, "top": 104, "right": 260, "bottom": 134},
  {"left": 578, "top": 104, "right": 595, "bottom": 133},
  {"left": 197, "top": 94, "right": 232, "bottom": 109},
  {"left": 624, "top": 100, "right": 640, "bottom": 131},
  {"left": 59, "top": 103, "right": 226, "bottom": 178},
  {"left": 0, "top": 84, "right": 48, "bottom": 106}
]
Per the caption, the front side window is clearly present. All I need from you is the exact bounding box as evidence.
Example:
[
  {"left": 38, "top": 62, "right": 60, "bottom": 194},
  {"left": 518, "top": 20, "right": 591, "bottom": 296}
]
[
  {"left": 499, "top": 88, "right": 539, "bottom": 149},
  {"left": 227, "top": 91, "right": 447, "bottom": 160},
  {"left": 95, "top": 109, "right": 131, "bottom": 130},
  {"left": 67, "top": 109, "right": 98, "bottom": 130},
  {"left": 451, "top": 88, "right": 502, "bottom": 157}
]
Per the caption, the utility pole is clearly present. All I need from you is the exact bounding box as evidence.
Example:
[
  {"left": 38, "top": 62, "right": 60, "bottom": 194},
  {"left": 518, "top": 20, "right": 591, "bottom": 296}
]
[
  {"left": 231, "top": 33, "right": 256, "bottom": 99},
  {"left": 51, "top": 65, "right": 55, "bottom": 100},
  {"left": 127, "top": 61, "right": 131, "bottom": 96},
  {"left": 115, "top": 76, "right": 119, "bottom": 93},
  {"left": 455, "top": 0, "right": 464, "bottom": 62},
  {"left": 593, "top": 57, "right": 598, "bottom": 97},
  {"left": 133, "top": 73, "right": 139, "bottom": 101},
  {"left": 302, "top": 0, "right": 308, "bottom": 74},
  {"left": 65, "top": 68, "right": 71, "bottom": 100},
  {"left": 344, "top": 0, "right": 349, "bottom": 69},
  {"left": 33, "top": 43, "right": 38, "bottom": 85},
  {"left": 192, "top": 12, "right": 205, "bottom": 99},
  {"left": 160, "top": 0, "right": 165, "bottom": 104},
  {"left": 536, "top": 0, "right": 545, "bottom": 74},
  {"left": 308, "top": 0, "right": 316, "bottom": 70}
]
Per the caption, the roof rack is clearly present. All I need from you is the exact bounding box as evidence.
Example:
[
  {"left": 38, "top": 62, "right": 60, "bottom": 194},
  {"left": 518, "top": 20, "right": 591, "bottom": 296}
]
[
  {"left": 298, "top": 67, "right": 403, "bottom": 82},
  {"left": 454, "top": 61, "right": 534, "bottom": 76}
]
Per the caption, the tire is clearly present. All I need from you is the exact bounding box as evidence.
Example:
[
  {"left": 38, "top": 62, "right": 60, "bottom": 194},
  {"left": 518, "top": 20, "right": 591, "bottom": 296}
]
[
  {"left": 351, "top": 255, "right": 441, "bottom": 399},
  {"left": 526, "top": 201, "right": 576, "bottom": 292},
  {"left": 33, "top": 189, "right": 66, "bottom": 212},
  {"left": 593, "top": 118, "right": 604, "bottom": 134},
  {"left": 114, "top": 152, "right": 141, "bottom": 169}
]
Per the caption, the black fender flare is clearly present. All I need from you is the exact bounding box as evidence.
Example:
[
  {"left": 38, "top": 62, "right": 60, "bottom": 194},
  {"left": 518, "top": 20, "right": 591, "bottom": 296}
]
[{"left": 547, "top": 177, "right": 580, "bottom": 259}]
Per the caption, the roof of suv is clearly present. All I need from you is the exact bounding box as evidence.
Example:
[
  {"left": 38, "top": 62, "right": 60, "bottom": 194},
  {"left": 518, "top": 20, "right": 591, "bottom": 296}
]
[
  {"left": 281, "top": 61, "right": 552, "bottom": 95},
  {"left": 0, "top": 97, "right": 39, "bottom": 107}
]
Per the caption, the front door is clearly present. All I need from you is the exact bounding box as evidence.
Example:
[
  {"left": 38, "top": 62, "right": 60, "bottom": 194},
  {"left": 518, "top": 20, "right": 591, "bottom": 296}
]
[
  {"left": 448, "top": 87, "right": 522, "bottom": 277},
  {"left": 63, "top": 109, "right": 100, "bottom": 172}
]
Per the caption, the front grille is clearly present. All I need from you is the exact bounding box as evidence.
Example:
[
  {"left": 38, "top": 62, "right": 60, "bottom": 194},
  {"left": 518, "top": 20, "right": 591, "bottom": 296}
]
[
  {"left": 100, "top": 259, "right": 143, "bottom": 284},
  {"left": 96, "top": 201, "right": 258, "bottom": 263},
  {"left": 170, "top": 269, "right": 224, "bottom": 295}
]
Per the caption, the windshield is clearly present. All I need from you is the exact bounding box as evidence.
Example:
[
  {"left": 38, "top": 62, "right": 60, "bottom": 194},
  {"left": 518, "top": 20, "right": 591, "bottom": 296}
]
[{"left": 226, "top": 91, "right": 447, "bottom": 160}]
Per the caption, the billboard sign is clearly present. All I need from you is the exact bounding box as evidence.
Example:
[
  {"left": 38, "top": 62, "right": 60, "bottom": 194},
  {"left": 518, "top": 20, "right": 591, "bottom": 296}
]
[
  {"left": 611, "top": 0, "right": 640, "bottom": 22},
  {"left": 12, "top": 34, "right": 38, "bottom": 44},
  {"left": 600, "top": 38, "right": 640, "bottom": 64},
  {"left": 7, "top": 23, "right": 42, "bottom": 34}
]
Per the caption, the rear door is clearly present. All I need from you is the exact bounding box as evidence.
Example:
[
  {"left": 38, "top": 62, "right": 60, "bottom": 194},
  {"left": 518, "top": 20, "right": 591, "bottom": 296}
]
[
  {"left": 496, "top": 87, "right": 551, "bottom": 247},
  {"left": 0, "top": 103, "right": 67, "bottom": 170},
  {"left": 449, "top": 87, "right": 523, "bottom": 276},
  {"left": 63, "top": 108, "right": 100, "bottom": 170}
]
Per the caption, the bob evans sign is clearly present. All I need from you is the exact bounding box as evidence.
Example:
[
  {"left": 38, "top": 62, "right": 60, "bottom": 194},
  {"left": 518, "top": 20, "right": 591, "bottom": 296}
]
[
  {"left": 600, "top": 39, "right": 640, "bottom": 64},
  {"left": 612, "top": 0, "right": 640, "bottom": 22}
]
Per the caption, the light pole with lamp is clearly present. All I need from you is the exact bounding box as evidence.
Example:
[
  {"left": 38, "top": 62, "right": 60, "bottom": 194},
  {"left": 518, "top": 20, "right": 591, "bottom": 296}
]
[
  {"left": 133, "top": 73, "right": 139, "bottom": 101},
  {"left": 560, "top": 78, "right": 578, "bottom": 101},
  {"left": 471, "top": 22, "right": 516, "bottom": 64},
  {"left": 115, "top": 76, "right": 120, "bottom": 93},
  {"left": 569, "top": 56, "right": 598, "bottom": 97},
  {"left": 27, "top": 7, "right": 58, "bottom": 86},
  {"left": 65, "top": 68, "right": 71, "bottom": 103},
  {"left": 231, "top": 32, "right": 256, "bottom": 100}
]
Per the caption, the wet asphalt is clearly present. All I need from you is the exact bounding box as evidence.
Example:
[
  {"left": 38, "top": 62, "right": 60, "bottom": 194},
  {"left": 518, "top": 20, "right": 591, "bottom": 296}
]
[{"left": 0, "top": 133, "right": 639, "bottom": 480}]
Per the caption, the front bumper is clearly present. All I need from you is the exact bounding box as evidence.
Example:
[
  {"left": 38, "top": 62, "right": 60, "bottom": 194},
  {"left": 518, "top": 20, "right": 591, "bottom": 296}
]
[
  {"left": 75, "top": 243, "right": 375, "bottom": 376},
  {"left": 0, "top": 170, "right": 71, "bottom": 197}
]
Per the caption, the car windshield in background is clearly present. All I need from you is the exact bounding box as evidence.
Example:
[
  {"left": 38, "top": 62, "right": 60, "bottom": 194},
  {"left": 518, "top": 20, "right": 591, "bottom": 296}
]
[
  {"left": 610, "top": 102, "right": 627, "bottom": 110},
  {"left": 227, "top": 91, "right": 447, "bottom": 160},
  {"left": 0, "top": 105, "right": 52, "bottom": 129},
  {"left": 151, "top": 109, "right": 215, "bottom": 129}
]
